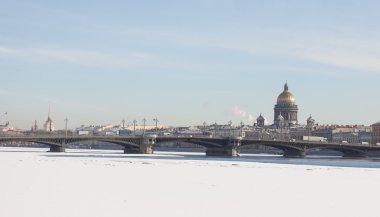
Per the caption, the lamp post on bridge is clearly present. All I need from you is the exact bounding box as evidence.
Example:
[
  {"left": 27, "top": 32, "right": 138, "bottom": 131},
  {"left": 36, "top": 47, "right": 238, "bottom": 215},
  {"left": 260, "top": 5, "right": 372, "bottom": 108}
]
[
  {"left": 64, "top": 117, "right": 68, "bottom": 140},
  {"left": 122, "top": 119, "right": 126, "bottom": 129},
  {"left": 228, "top": 120, "right": 232, "bottom": 137},
  {"left": 4, "top": 112, "right": 8, "bottom": 125},
  {"left": 153, "top": 118, "right": 158, "bottom": 133},
  {"left": 240, "top": 121, "right": 244, "bottom": 137},
  {"left": 213, "top": 122, "right": 217, "bottom": 137},
  {"left": 203, "top": 121, "right": 207, "bottom": 135},
  {"left": 133, "top": 120, "right": 137, "bottom": 135},
  {"left": 142, "top": 118, "right": 146, "bottom": 135}
]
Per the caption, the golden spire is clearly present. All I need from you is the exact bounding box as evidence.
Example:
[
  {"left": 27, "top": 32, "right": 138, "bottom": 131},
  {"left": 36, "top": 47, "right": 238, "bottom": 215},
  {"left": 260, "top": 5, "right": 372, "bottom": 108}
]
[
  {"left": 284, "top": 81, "right": 288, "bottom": 92},
  {"left": 48, "top": 104, "right": 52, "bottom": 121}
]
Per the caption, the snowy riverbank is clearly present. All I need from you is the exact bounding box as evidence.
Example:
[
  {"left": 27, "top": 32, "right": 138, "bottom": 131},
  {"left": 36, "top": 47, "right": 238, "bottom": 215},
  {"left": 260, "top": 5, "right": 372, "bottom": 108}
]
[{"left": 0, "top": 147, "right": 379, "bottom": 217}]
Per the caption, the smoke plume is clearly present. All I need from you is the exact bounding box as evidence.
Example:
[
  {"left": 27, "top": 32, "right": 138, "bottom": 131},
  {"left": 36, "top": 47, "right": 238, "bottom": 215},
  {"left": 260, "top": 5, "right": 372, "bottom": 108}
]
[{"left": 230, "top": 106, "right": 255, "bottom": 122}]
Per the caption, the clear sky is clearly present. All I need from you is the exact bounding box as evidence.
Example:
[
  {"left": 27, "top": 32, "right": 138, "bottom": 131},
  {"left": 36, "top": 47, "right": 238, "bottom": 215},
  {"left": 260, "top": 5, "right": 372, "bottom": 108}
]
[{"left": 1, "top": 0, "right": 380, "bottom": 130}]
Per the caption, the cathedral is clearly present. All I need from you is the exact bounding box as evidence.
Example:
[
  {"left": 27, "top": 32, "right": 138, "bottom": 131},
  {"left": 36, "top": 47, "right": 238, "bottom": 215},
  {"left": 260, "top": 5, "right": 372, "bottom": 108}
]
[{"left": 274, "top": 82, "right": 298, "bottom": 127}]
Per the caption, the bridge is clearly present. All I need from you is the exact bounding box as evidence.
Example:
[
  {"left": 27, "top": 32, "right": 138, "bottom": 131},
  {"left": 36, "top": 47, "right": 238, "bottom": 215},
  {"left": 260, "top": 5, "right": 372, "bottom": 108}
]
[{"left": 1, "top": 135, "right": 380, "bottom": 158}]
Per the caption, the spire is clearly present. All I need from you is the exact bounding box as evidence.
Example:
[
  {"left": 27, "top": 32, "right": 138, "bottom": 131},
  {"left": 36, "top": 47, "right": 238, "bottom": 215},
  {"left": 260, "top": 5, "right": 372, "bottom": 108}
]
[
  {"left": 284, "top": 81, "right": 289, "bottom": 91},
  {"left": 48, "top": 105, "right": 52, "bottom": 121}
]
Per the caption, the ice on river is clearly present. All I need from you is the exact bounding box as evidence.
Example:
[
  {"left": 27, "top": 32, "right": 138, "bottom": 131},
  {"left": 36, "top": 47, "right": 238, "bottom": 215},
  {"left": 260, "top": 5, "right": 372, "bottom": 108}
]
[{"left": 0, "top": 147, "right": 379, "bottom": 217}]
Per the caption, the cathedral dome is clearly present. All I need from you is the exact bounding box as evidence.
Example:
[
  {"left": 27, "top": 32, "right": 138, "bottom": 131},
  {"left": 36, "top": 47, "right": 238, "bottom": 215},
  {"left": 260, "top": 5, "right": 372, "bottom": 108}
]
[
  {"left": 277, "top": 82, "right": 296, "bottom": 104},
  {"left": 257, "top": 113, "right": 265, "bottom": 121}
]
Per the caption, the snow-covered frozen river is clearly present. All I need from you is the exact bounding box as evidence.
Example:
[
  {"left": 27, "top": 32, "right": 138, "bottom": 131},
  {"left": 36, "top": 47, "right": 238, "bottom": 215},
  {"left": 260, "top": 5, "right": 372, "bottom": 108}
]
[{"left": 1, "top": 147, "right": 379, "bottom": 217}]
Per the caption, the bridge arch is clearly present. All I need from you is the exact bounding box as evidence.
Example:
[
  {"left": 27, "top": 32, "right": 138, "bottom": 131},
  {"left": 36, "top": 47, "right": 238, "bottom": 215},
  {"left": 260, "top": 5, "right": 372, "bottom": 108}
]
[
  {"left": 155, "top": 137, "right": 223, "bottom": 148},
  {"left": 306, "top": 146, "right": 367, "bottom": 158},
  {"left": 241, "top": 142, "right": 306, "bottom": 158},
  {"left": 240, "top": 143, "right": 283, "bottom": 154},
  {"left": 64, "top": 138, "right": 142, "bottom": 153},
  {"left": 23, "top": 140, "right": 61, "bottom": 147},
  {"left": 156, "top": 137, "right": 234, "bottom": 156},
  {"left": 66, "top": 139, "right": 139, "bottom": 148},
  {"left": 20, "top": 139, "right": 64, "bottom": 152}
]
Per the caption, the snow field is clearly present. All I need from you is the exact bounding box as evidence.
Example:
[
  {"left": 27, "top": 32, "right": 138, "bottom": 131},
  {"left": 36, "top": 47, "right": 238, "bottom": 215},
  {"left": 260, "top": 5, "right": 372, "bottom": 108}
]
[{"left": 0, "top": 147, "right": 379, "bottom": 217}]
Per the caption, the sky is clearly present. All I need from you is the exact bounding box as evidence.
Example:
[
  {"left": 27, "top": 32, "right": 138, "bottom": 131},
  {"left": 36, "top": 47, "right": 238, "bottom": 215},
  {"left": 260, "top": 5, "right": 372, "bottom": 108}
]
[{"left": 0, "top": 0, "right": 380, "bottom": 130}]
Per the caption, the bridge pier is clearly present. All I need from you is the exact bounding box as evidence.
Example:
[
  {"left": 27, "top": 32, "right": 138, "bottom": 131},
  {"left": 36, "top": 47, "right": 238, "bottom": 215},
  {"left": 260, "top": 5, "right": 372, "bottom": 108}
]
[
  {"left": 139, "top": 135, "right": 156, "bottom": 154},
  {"left": 283, "top": 149, "right": 306, "bottom": 158},
  {"left": 122, "top": 135, "right": 156, "bottom": 154},
  {"left": 49, "top": 146, "right": 65, "bottom": 152},
  {"left": 206, "top": 136, "right": 241, "bottom": 157}
]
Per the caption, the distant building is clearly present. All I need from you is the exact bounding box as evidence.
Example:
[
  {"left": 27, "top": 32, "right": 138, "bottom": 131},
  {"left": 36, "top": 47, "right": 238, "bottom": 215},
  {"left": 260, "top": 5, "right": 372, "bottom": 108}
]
[
  {"left": 313, "top": 128, "right": 333, "bottom": 141},
  {"left": 372, "top": 122, "right": 380, "bottom": 144},
  {"left": 306, "top": 115, "right": 316, "bottom": 128},
  {"left": 332, "top": 131, "right": 371, "bottom": 144},
  {"left": 289, "top": 127, "right": 309, "bottom": 140},
  {"left": 125, "top": 125, "right": 166, "bottom": 131},
  {"left": 43, "top": 107, "right": 55, "bottom": 132},
  {"left": 313, "top": 125, "right": 372, "bottom": 143},
  {"left": 31, "top": 120, "right": 38, "bottom": 132},
  {"left": 75, "top": 124, "right": 119, "bottom": 136},
  {"left": 118, "top": 129, "right": 133, "bottom": 136},
  {"left": 274, "top": 82, "right": 298, "bottom": 127},
  {"left": 256, "top": 114, "right": 265, "bottom": 127}
]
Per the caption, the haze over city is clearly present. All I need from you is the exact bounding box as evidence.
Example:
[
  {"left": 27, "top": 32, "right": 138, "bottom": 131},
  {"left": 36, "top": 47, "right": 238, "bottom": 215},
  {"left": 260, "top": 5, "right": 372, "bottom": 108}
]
[{"left": 1, "top": 0, "right": 379, "bottom": 129}]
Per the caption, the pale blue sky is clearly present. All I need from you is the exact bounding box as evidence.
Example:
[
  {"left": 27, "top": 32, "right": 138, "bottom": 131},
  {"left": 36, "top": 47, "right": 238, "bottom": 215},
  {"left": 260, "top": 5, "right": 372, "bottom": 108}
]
[{"left": 0, "top": 0, "right": 379, "bottom": 129}]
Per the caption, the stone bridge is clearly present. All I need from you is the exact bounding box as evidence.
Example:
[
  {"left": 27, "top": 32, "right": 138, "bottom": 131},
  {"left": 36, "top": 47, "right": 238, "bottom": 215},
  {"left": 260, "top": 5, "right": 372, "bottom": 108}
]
[{"left": 1, "top": 135, "right": 379, "bottom": 158}]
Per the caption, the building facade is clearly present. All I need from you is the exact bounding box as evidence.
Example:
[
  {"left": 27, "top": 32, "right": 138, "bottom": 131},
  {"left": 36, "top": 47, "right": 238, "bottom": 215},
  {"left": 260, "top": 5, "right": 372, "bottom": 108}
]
[
  {"left": 332, "top": 132, "right": 371, "bottom": 144},
  {"left": 372, "top": 122, "right": 380, "bottom": 144},
  {"left": 274, "top": 82, "right": 298, "bottom": 127}
]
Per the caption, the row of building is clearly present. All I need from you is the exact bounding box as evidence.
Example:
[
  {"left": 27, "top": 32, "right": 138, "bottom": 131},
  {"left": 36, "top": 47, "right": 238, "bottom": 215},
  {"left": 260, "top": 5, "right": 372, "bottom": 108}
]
[
  {"left": 2, "top": 82, "right": 378, "bottom": 144},
  {"left": 244, "top": 82, "right": 380, "bottom": 144}
]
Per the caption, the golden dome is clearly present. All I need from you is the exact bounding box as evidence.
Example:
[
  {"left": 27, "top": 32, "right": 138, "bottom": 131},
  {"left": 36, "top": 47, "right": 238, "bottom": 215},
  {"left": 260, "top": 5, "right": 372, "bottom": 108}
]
[{"left": 277, "top": 82, "right": 296, "bottom": 104}]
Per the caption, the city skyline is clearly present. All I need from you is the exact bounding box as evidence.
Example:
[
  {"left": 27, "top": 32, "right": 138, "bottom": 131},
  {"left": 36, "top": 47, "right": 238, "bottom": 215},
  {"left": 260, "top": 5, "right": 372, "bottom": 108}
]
[{"left": 1, "top": 1, "right": 380, "bottom": 129}]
